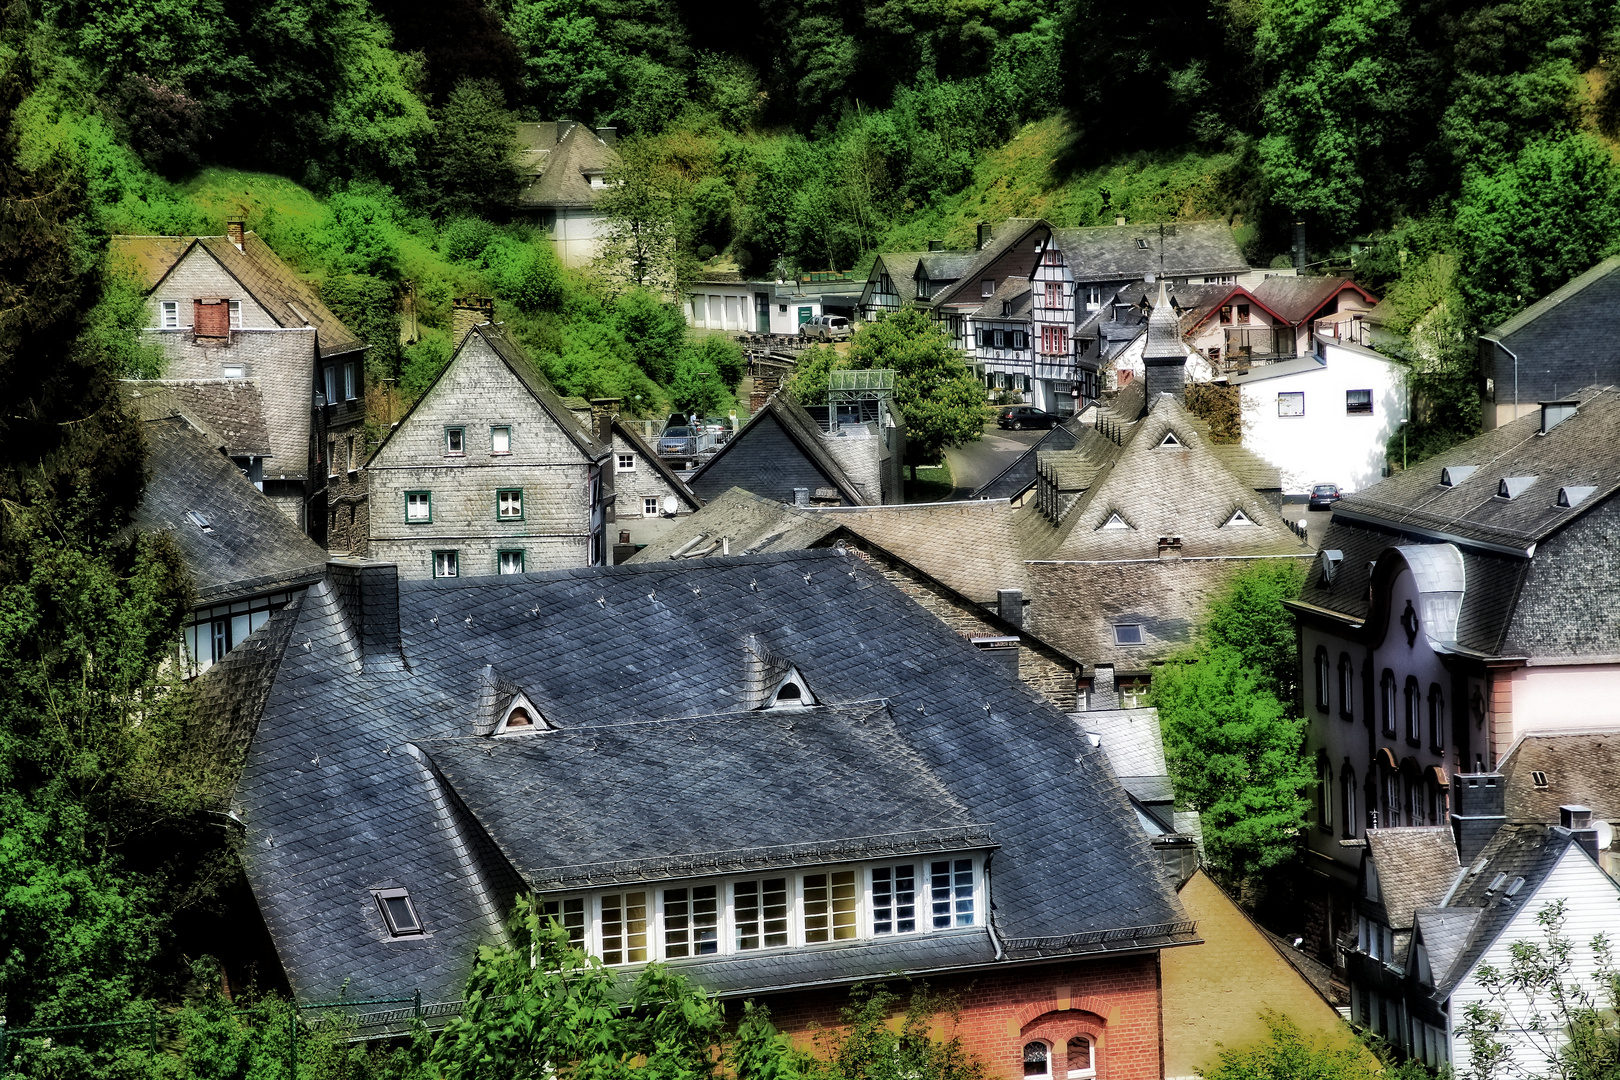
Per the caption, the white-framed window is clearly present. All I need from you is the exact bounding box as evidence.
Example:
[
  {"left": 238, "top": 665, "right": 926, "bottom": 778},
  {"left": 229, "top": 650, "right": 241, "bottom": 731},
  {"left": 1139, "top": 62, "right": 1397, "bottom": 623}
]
[
  {"left": 344, "top": 361, "right": 358, "bottom": 401},
  {"left": 804, "top": 869, "right": 858, "bottom": 942},
  {"left": 497, "top": 550, "right": 524, "bottom": 575},
  {"left": 663, "top": 885, "right": 719, "bottom": 957},
  {"left": 733, "top": 878, "right": 789, "bottom": 950},
  {"left": 643, "top": 497, "right": 660, "bottom": 517},
  {"left": 497, "top": 488, "right": 523, "bottom": 520},
  {"left": 160, "top": 300, "right": 180, "bottom": 328},
  {"left": 432, "top": 550, "right": 458, "bottom": 578},
  {"left": 1025, "top": 1042, "right": 1051, "bottom": 1079},
  {"left": 541, "top": 897, "right": 586, "bottom": 946},
  {"left": 228, "top": 299, "right": 242, "bottom": 328},
  {"left": 982, "top": 279, "right": 995, "bottom": 297},
  {"left": 617, "top": 453, "right": 636, "bottom": 471},
  {"left": 871, "top": 864, "right": 918, "bottom": 934},
  {"left": 1278, "top": 391, "right": 1305, "bottom": 417},
  {"left": 222, "top": 364, "right": 245, "bottom": 380},
  {"left": 599, "top": 891, "right": 649, "bottom": 964},
  {"left": 445, "top": 427, "right": 465, "bottom": 455},
  {"left": 1066, "top": 1037, "right": 1095, "bottom": 1079},
  {"left": 491, "top": 426, "right": 512, "bottom": 454},
  {"left": 406, "top": 491, "right": 431, "bottom": 522},
  {"left": 929, "top": 859, "right": 974, "bottom": 928}
]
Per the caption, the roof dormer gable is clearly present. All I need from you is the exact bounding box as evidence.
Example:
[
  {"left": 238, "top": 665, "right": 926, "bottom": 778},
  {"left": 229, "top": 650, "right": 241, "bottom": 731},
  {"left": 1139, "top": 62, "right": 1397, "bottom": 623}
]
[{"left": 475, "top": 663, "right": 553, "bottom": 736}]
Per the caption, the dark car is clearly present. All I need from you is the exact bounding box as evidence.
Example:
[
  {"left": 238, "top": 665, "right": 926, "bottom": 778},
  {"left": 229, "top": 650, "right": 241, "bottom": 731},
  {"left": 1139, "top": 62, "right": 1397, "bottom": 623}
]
[
  {"left": 1307, "top": 483, "right": 1343, "bottom": 511},
  {"left": 658, "top": 427, "right": 694, "bottom": 454},
  {"left": 996, "top": 406, "right": 1060, "bottom": 431}
]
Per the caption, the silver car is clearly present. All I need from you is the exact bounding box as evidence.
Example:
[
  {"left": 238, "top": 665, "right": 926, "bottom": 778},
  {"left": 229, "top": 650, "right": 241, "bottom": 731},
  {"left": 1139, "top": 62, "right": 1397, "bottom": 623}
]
[{"left": 799, "top": 315, "right": 851, "bottom": 341}]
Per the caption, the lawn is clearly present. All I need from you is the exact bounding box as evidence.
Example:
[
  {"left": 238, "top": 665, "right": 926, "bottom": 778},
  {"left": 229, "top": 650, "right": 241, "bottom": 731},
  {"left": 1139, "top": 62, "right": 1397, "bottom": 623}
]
[{"left": 905, "top": 462, "right": 954, "bottom": 502}]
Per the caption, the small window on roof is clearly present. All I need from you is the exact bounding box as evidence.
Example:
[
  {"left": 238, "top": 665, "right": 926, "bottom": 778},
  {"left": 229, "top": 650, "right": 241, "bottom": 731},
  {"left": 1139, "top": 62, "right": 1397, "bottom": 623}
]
[
  {"left": 1497, "top": 476, "right": 1537, "bottom": 500},
  {"left": 1224, "top": 508, "right": 1255, "bottom": 527},
  {"left": 186, "top": 510, "right": 213, "bottom": 532},
  {"left": 1532, "top": 770, "right": 1548, "bottom": 788},
  {"left": 763, "top": 667, "right": 815, "bottom": 710},
  {"left": 1505, "top": 876, "right": 1525, "bottom": 896},
  {"left": 374, "top": 888, "right": 425, "bottom": 937},
  {"left": 1440, "top": 466, "right": 1477, "bottom": 487},
  {"left": 1114, "top": 624, "right": 1145, "bottom": 646},
  {"left": 1558, "top": 486, "right": 1596, "bottom": 508},
  {"left": 1100, "top": 512, "right": 1132, "bottom": 530},
  {"left": 1135, "top": 239, "right": 1149, "bottom": 249},
  {"left": 1159, "top": 431, "right": 1181, "bottom": 447}
]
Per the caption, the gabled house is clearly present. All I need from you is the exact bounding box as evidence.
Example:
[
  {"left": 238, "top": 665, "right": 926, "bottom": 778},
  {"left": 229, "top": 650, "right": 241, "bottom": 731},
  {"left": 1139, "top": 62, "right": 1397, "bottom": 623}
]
[
  {"left": 515, "top": 122, "right": 621, "bottom": 267},
  {"left": 606, "top": 418, "right": 702, "bottom": 556},
  {"left": 971, "top": 277, "right": 1037, "bottom": 400},
  {"left": 1291, "top": 387, "right": 1620, "bottom": 980},
  {"left": 1249, "top": 277, "right": 1378, "bottom": 357},
  {"left": 686, "top": 393, "right": 901, "bottom": 506},
  {"left": 201, "top": 550, "right": 1199, "bottom": 1072},
  {"left": 364, "top": 321, "right": 611, "bottom": 577},
  {"left": 857, "top": 245, "right": 978, "bottom": 322},
  {"left": 111, "top": 223, "right": 368, "bottom": 542},
  {"left": 131, "top": 409, "right": 328, "bottom": 676},
  {"left": 919, "top": 221, "right": 1051, "bottom": 354},
  {"left": 1478, "top": 255, "right": 1620, "bottom": 429}
]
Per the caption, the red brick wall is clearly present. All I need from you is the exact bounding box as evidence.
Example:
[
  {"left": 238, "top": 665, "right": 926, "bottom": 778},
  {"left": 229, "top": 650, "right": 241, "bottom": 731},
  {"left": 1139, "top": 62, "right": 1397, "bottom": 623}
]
[{"left": 754, "top": 954, "right": 1163, "bottom": 1080}]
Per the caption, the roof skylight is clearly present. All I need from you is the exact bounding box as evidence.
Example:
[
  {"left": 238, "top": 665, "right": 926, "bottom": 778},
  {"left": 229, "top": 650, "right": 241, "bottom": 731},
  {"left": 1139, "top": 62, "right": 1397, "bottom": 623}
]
[{"left": 374, "top": 888, "right": 425, "bottom": 937}]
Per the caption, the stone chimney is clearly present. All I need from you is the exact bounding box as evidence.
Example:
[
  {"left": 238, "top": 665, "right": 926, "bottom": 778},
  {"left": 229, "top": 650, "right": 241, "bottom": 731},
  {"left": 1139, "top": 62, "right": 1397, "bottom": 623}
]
[
  {"left": 1115, "top": 215, "right": 1127, "bottom": 227},
  {"left": 794, "top": 487, "right": 810, "bottom": 507},
  {"left": 1142, "top": 280, "right": 1187, "bottom": 404},
  {"left": 1157, "top": 535, "right": 1182, "bottom": 560},
  {"left": 976, "top": 222, "right": 993, "bottom": 250},
  {"left": 1451, "top": 772, "right": 1507, "bottom": 863},
  {"left": 1090, "top": 665, "right": 1118, "bottom": 711},
  {"left": 452, "top": 296, "right": 495, "bottom": 343},
  {"left": 928, "top": 240, "right": 944, "bottom": 252},
  {"left": 326, "top": 559, "right": 402, "bottom": 668},
  {"left": 596, "top": 126, "right": 618, "bottom": 146},
  {"left": 1560, "top": 805, "right": 1600, "bottom": 859},
  {"left": 590, "top": 398, "right": 621, "bottom": 442},
  {"left": 997, "top": 588, "right": 1023, "bottom": 629},
  {"left": 226, "top": 217, "right": 246, "bottom": 250}
]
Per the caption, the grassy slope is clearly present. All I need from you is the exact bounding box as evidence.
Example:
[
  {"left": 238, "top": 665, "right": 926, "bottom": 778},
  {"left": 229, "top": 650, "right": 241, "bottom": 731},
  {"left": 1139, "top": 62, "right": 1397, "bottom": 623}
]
[{"left": 877, "top": 117, "right": 1244, "bottom": 251}]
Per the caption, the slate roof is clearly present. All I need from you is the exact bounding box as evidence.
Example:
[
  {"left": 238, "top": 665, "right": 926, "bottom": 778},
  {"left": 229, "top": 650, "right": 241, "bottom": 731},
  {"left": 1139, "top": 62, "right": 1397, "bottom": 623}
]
[
  {"left": 111, "top": 233, "right": 366, "bottom": 358},
  {"left": 135, "top": 415, "right": 329, "bottom": 605},
  {"left": 1499, "top": 731, "right": 1620, "bottom": 825},
  {"left": 804, "top": 499, "right": 1029, "bottom": 604},
  {"left": 1079, "top": 707, "right": 1172, "bottom": 805},
  {"left": 1412, "top": 907, "right": 1481, "bottom": 987},
  {"left": 686, "top": 395, "right": 866, "bottom": 506},
  {"left": 1485, "top": 257, "right": 1620, "bottom": 404},
  {"left": 217, "top": 550, "right": 1194, "bottom": 1005},
  {"left": 126, "top": 379, "right": 273, "bottom": 457},
  {"left": 1049, "top": 222, "right": 1249, "bottom": 284},
  {"left": 1365, "top": 828, "right": 1459, "bottom": 930},
  {"left": 869, "top": 253, "right": 932, "bottom": 306},
  {"left": 626, "top": 488, "right": 839, "bottom": 561},
  {"left": 927, "top": 220, "right": 1047, "bottom": 312},
  {"left": 972, "top": 276, "right": 1033, "bottom": 321},
  {"left": 1250, "top": 277, "right": 1377, "bottom": 325},
  {"left": 516, "top": 122, "right": 621, "bottom": 209}
]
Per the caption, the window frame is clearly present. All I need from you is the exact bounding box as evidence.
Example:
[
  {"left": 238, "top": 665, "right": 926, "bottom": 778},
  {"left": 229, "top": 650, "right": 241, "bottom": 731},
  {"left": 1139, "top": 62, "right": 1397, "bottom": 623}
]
[
  {"left": 617, "top": 453, "right": 636, "bottom": 471},
  {"left": 1381, "top": 669, "right": 1397, "bottom": 738},
  {"left": 1317, "top": 755, "right": 1334, "bottom": 835},
  {"left": 1065, "top": 1037, "right": 1095, "bottom": 1080},
  {"left": 1346, "top": 389, "right": 1374, "bottom": 415},
  {"left": 344, "top": 361, "right": 358, "bottom": 401},
  {"left": 228, "top": 299, "right": 243, "bottom": 329},
  {"left": 373, "top": 887, "right": 427, "bottom": 938},
  {"left": 1341, "top": 765, "right": 1358, "bottom": 839},
  {"left": 323, "top": 365, "right": 338, "bottom": 406},
  {"left": 432, "top": 550, "right": 458, "bottom": 578},
  {"left": 1024, "top": 1042, "right": 1052, "bottom": 1080},
  {"left": 1314, "top": 646, "right": 1330, "bottom": 713},
  {"left": 444, "top": 426, "right": 466, "bottom": 457},
  {"left": 870, "top": 862, "right": 920, "bottom": 936},
  {"left": 491, "top": 425, "right": 512, "bottom": 455},
  {"left": 1278, "top": 391, "right": 1306, "bottom": 417},
  {"left": 1113, "top": 623, "right": 1145, "bottom": 646},
  {"left": 496, "top": 487, "right": 525, "bottom": 522},
  {"left": 346, "top": 434, "right": 358, "bottom": 475},
  {"left": 1428, "top": 683, "right": 1445, "bottom": 753},
  {"left": 405, "top": 490, "right": 432, "bottom": 524},
  {"left": 1337, "top": 653, "right": 1354, "bottom": 720},
  {"left": 160, "top": 300, "right": 180, "bottom": 329},
  {"left": 982, "top": 278, "right": 996, "bottom": 298},
  {"left": 1404, "top": 676, "right": 1421, "bottom": 746},
  {"left": 643, "top": 496, "right": 661, "bottom": 517},
  {"left": 497, "top": 549, "right": 525, "bottom": 575}
]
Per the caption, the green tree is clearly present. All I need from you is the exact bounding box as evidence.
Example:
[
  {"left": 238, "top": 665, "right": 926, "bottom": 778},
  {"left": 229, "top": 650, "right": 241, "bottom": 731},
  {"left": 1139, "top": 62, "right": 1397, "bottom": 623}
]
[
  {"left": 505, "top": 0, "right": 621, "bottom": 121},
  {"left": 1198, "top": 1012, "right": 1380, "bottom": 1080},
  {"left": 432, "top": 79, "right": 525, "bottom": 219},
  {"left": 612, "top": 287, "right": 687, "bottom": 383},
  {"left": 844, "top": 307, "right": 985, "bottom": 478},
  {"left": 668, "top": 353, "right": 729, "bottom": 417},
  {"left": 597, "top": 141, "right": 684, "bottom": 294},
  {"left": 1201, "top": 562, "right": 1306, "bottom": 703},
  {"left": 1155, "top": 647, "right": 1310, "bottom": 881},
  {"left": 687, "top": 334, "right": 746, "bottom": 390}
]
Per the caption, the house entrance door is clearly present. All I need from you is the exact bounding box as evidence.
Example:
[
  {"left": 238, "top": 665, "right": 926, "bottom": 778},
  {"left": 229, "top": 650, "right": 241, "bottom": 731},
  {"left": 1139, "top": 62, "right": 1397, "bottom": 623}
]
[{"left": 755, "top": 292, "right": 770, "bottom": 333}]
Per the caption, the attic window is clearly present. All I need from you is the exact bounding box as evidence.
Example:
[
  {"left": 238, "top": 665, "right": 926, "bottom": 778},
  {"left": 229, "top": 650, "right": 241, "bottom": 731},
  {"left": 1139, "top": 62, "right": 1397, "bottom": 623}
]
[
  {"left": 982, "top": 279, "right": 995, "bottom": 297},
  {"left": 764, "top": 667, "right": 816, "bottom": 710},
  {"left": 1557, "top": 486, "right": 1596, "bottom": 508},
  {"left": 1136, "top": 239, "right": 1149, "bottom": 249},
  {"left": 1497, "top": 476, "right": 1537, "bottom": 500},
  {"left": 374, "top": 888, "right": 425, "bottom": 938},
  {"left": 1113, "top": 624, "right": 1145, "bottom": 646},
  {"left": 1100, "top": 512, "right": 1132, "bottom": 530},
  {"left": 494, "top": 693, "right": 549, "bottom": 735},
  {"left": 1224, "top": 509, "right": 1256, "bottom": 527},
  {"left": 1159, "top": 431, "right": 1181, "bottom": 447},
  {"left": 1532, "top": 770, "right": 1548, "bottom": 788},
  {"left": 1504, "top": 876, "right": 1525, "bottom": 897},
  {"left": 1440, "top": 466, "right": 1477, "bottom": 487},
  {"left": 186, "top": 510, "right": 213, "bottom": 533}
]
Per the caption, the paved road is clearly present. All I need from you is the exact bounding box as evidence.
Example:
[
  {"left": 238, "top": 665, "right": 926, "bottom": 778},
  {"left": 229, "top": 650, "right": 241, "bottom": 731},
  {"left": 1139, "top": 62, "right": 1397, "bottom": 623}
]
[
  {"left": 943, "top": 424, "right": 1047, "bottom": 499},
  {"left": 1277, "top": 505, "right": 1335, "bottom": 551}
]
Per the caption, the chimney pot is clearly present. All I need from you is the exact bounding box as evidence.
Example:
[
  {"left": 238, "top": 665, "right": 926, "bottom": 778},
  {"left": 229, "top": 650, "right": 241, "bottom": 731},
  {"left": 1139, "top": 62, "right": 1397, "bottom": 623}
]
[
  {"left": 226, "top": 218, "right": 246, "bottom": 250},
  {"left": 1115, "top": 215, "right": 1127, "bottom": 227},
  {"left": 997, "top": 588, "right": 1023, "bottom": 629},
  {"left": 794, "top": 487, "right": 810, "bottom": 506}
]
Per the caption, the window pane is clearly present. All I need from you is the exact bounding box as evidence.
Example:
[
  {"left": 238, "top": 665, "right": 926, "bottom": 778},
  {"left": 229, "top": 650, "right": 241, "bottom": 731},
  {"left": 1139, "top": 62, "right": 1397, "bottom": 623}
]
[
  {"left": 447, "top": 429, "right": 464, "bottom": 453},
  {"left": 344, "top": 363, "right": 357, "bottom": 400},
  {"left": 931, "top": 861, "right": 974, "bottom": 928},
  {"left": 407, "top": 493, "right": 430, "bottom": 521},
  {"left": 434, "top": 551, "right": 457, "bottom": 578},
  {"left": 734, "top": 878, "right": 788, "bottom": 951},
  {"left": 664, "top": 885, "right": 719, "bottom": 957},
  {"left": 1024, "top": 1043, "right": 1050, "bottom": 1077},
  {"left": 1067, "top": 1037, "right": 1092, "bottom": 1077},
  {"left": 499, "top": 490, "right": 523, "bottom": 519},
  {"left": 601, "top": 891, "right": 647, "bottom": 964},
  {"left": 383, "top": 895, "right": 419, "bottom": 934},
  {"left": 542, "top": 897, "right": 585, "bottom": 945},
  {"left": 498, "top": 551, "right": 523, "bottom": 575},
  {"left": 872, "top": 865, "right": 916, "bottom": 935},
  {"left": 804, "top": 870, "right": 857, "bottom": 943}
]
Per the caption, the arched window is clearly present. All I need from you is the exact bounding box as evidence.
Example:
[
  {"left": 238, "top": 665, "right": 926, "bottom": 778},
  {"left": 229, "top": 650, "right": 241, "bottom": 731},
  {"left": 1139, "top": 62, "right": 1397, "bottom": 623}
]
[
  {"left": 1428, "top": 683, "right": 1445, "bottom": 752},
  {"left": 1338, "top": 654, "right": 1354, "bottom": 719},
  {"left": 1066, "top": 1037, "right": 1095, "bottom": 1079},
  {"left": 1024, "top": 1043, "right": 1051, "bottom": 1079},
  {"left": 1314, "top": 647, "right": 1330, "bottom": 713},
  {"left": 1341, "top": 765, "right": 1358, "bottom": 838},
  {"left": 1405, "top": 769, "right": 1421, "bottom": 826},
  {"left": 1380, "top": 669, "right": 1397, "bottom": 737},
  {"left": 1316, "top": 755, "right": 1334, "bottom": 834},
  {"left": 1404, "top": 676, "right": 1421, "bottom": 745}
]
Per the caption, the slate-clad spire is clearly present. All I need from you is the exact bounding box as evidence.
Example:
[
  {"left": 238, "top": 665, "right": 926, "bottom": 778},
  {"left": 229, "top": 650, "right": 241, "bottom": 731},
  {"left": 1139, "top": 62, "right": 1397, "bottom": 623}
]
[{"left": 1142, "top": 280, "right": 1187, "bottom": 404}]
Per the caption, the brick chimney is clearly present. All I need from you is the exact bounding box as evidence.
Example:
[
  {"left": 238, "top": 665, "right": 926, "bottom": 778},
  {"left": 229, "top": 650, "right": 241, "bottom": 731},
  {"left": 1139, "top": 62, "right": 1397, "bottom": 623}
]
[
  {"left": 976, "top": 222, "right": 993, "bottom": 250},
  {"left": 452, "top": 296, "right": 495, "bottom": 343},
  {"left": 590, "top": 398, "right": 621, "bottom": 442},
  {"left": 226, "top": 217, "right": 246, "bottom": 250},
  {"left": 194, "top": 297, "right": 230, "bottom": 339},
  {"left": 1450, "top": 772, "right": 1507, "bottom": 863}
]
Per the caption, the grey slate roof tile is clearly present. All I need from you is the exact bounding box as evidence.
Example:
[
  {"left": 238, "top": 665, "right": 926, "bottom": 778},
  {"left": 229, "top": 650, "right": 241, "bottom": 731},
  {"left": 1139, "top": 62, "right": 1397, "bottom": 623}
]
[
  {"left": 224, "top": 550, "right": 1192, "bottom": 1004},
  {"left": 1500, "top": 731, "right": 1620, "bottom": 825},
  {"left": 1365, "top": 827, "right": 1459, "bottom": 930},
  {"left": 126, "top": 379, "right": 273, "bottom": 457},
  {"left": 1050, "top": 222, "right": 1248, "bottom": 283}
]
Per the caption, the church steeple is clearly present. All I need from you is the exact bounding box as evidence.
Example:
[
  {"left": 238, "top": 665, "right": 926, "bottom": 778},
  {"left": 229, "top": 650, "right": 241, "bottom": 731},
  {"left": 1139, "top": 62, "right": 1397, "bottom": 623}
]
[{"left": 1142, "top": 279, "right": 1187, "bottom": 404}]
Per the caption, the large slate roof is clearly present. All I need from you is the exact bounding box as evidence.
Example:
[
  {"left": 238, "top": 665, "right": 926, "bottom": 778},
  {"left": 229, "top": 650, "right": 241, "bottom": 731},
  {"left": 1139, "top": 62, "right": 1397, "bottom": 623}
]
[
  {"left": 627, "top": 488, "right": 839, "bottom": 561},
  {"left": 217, "top": 550, "right": 1192, "bottom": 1005},
  {"left": 1500, "top": 731, "right": 1620, "bottom": 825},
  {"left": 135, "top": 415, "right": 329, "bottom": 605},
  {"left": 927, "top": 220, "right": 1047, "bottom": 311},
  {"left": 1485, "top": 256, "right": 1620, "bottom": 402},
  {"left": 126, "top": 379, "right": 273, "bottom": 457},
  {"left": 1050, "top": 222, "right": 1248, "bottom": 283},
  {"left": 686, "top": 395, "right": 866, "bottom": 505},
  {"left": 1250, "top": 276, "right": 1376, "bottom": 325},
  {"left": 1365, "top": 828, "right": 1459, "bottom": 930},
  {"left": 516, "top": 122, "right": 621, "bottom": 209}
]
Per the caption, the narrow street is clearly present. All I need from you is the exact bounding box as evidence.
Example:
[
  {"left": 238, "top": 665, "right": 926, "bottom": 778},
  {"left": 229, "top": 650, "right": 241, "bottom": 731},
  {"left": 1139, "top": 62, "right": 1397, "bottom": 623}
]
[{"left": 942, "top": 422, "right": 1046, "bottom": 498}]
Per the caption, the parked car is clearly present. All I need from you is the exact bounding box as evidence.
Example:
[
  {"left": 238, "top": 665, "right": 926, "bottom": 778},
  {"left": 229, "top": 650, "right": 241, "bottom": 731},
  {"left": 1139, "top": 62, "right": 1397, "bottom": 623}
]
[
  {"left": 799, "top": 315, "right": 851, "bottom": 341},
  {"left": 1307, "top": 482, "right": 1343, "bottom": 511},
  {"left": 658, "top": 427, "right": 693, "bottom": 454},
  {"left": 996, "top": 406, "right": 1060, "bottom": 431}
]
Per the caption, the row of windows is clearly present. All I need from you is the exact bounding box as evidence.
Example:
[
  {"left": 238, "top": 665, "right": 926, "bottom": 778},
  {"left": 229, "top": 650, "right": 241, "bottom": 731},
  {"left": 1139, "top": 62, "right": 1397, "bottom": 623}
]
[
  {"left": 430, "top": 549, "right": 527, "bottom": 578},
  {"left": 1277, "top": 390, "right": 1375, "bottom": 417},
  {"left": 443, "top": 426, "right": 513, "bottom": 456},
  {"left": 1039, "top": 325, "right": 1070, "bottom": 355},
  {"left": 1312, "top": 649, "right": 1446, "bottom": 752},
  {"left": 181, "top": 592, "right": 298, "bottom": 676},
  {"left": 976, "top": 328, "right": 1029, "bottom": 351},
  {"left": 1314, "top": 757, "right": 1447, "bottom": 838},
  {"left": 539, "top": 861, "right": 978, "bottom": 964},
  {"left": 159, "top": 299, "right": 242, "bottom": 329},
  {"left": 406, "top": 489, "right": 527, "bottom": 524}
]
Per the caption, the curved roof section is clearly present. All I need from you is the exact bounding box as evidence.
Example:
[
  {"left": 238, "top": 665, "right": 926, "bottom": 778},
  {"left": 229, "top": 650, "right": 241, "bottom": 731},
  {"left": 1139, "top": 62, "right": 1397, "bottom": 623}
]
[{"left": 1396, "top": 543, "right": 1467, "bottom": 647}]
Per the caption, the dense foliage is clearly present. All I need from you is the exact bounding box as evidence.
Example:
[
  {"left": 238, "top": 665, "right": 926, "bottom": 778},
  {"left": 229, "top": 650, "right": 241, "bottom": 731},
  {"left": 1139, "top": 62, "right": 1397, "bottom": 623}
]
[{"left": 1155, "top": 563, "right": 1311, "bottom": 884}]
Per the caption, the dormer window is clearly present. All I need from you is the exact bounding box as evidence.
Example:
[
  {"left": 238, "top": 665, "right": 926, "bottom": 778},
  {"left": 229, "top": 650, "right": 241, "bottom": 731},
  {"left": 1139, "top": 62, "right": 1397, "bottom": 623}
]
[
  {"left": 1223, "top": 509, "right": 1255, "bottom": 527},
  {"left": 494, "top": 693, "right": 550, "bottom": 735},
  {"left": 982, "top": 279, "right": 995, "bottom": 297},
  {"left": 1558, "top": 486, "right": 1596, "bottom": 508},
  {"left": 1099, "top": 512, "right": 1132, "bottom": 530},
  {"left": 764, "top": 667, "right": 815, "bottom": 709},
  {"left": 1159, "top": 431, "right": 1181, "bottom": 447},
  {"left": 1497, "top": 476, "right": 1536, "bottom": 500},
  {"left": 1440, "top": 465, "right": 1476, "bottom": 486},
  {"left": 373, "top": 888, "right": 425, "bottom": 938},
  {"left": 1002, "top": 300, "right": 1012, "bottom": 317},
  {"left": 1136, "top": 239, "right": 1149, "bottom": 249}
]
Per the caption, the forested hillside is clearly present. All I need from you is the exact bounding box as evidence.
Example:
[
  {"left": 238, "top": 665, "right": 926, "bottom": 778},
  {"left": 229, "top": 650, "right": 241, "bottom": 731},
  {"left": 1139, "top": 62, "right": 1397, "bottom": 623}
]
[{"left": 5, "top": 0, "right": 1620, "bottom": 1066}]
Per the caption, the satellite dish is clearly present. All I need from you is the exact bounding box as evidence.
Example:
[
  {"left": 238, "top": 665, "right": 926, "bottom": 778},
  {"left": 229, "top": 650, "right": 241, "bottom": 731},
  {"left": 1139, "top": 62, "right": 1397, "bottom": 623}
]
[
  {"left": 661, "top": 495, "right": 678, "bottom": 515},
  {"left": 1596, "top": 820, "right": 1613, "bottom": 851}
]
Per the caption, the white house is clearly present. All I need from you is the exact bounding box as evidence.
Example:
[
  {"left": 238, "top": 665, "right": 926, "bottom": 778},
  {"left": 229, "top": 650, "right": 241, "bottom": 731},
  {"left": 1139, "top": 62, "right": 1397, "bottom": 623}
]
[
  {"left": 1227, "top": 336, "right": 1405, "bottom": 495},
  {"left": 515, "top": 122, "right": 620, "bottom": 268}
]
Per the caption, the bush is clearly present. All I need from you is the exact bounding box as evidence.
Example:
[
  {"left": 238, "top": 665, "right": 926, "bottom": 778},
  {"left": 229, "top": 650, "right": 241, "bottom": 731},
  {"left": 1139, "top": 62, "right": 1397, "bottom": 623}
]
[
  {"left": 481, "top": 236, "right": 565, "bottom": 314},
  {"left": 441, "top": 216, "right": 496, "bottom": 262}
]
